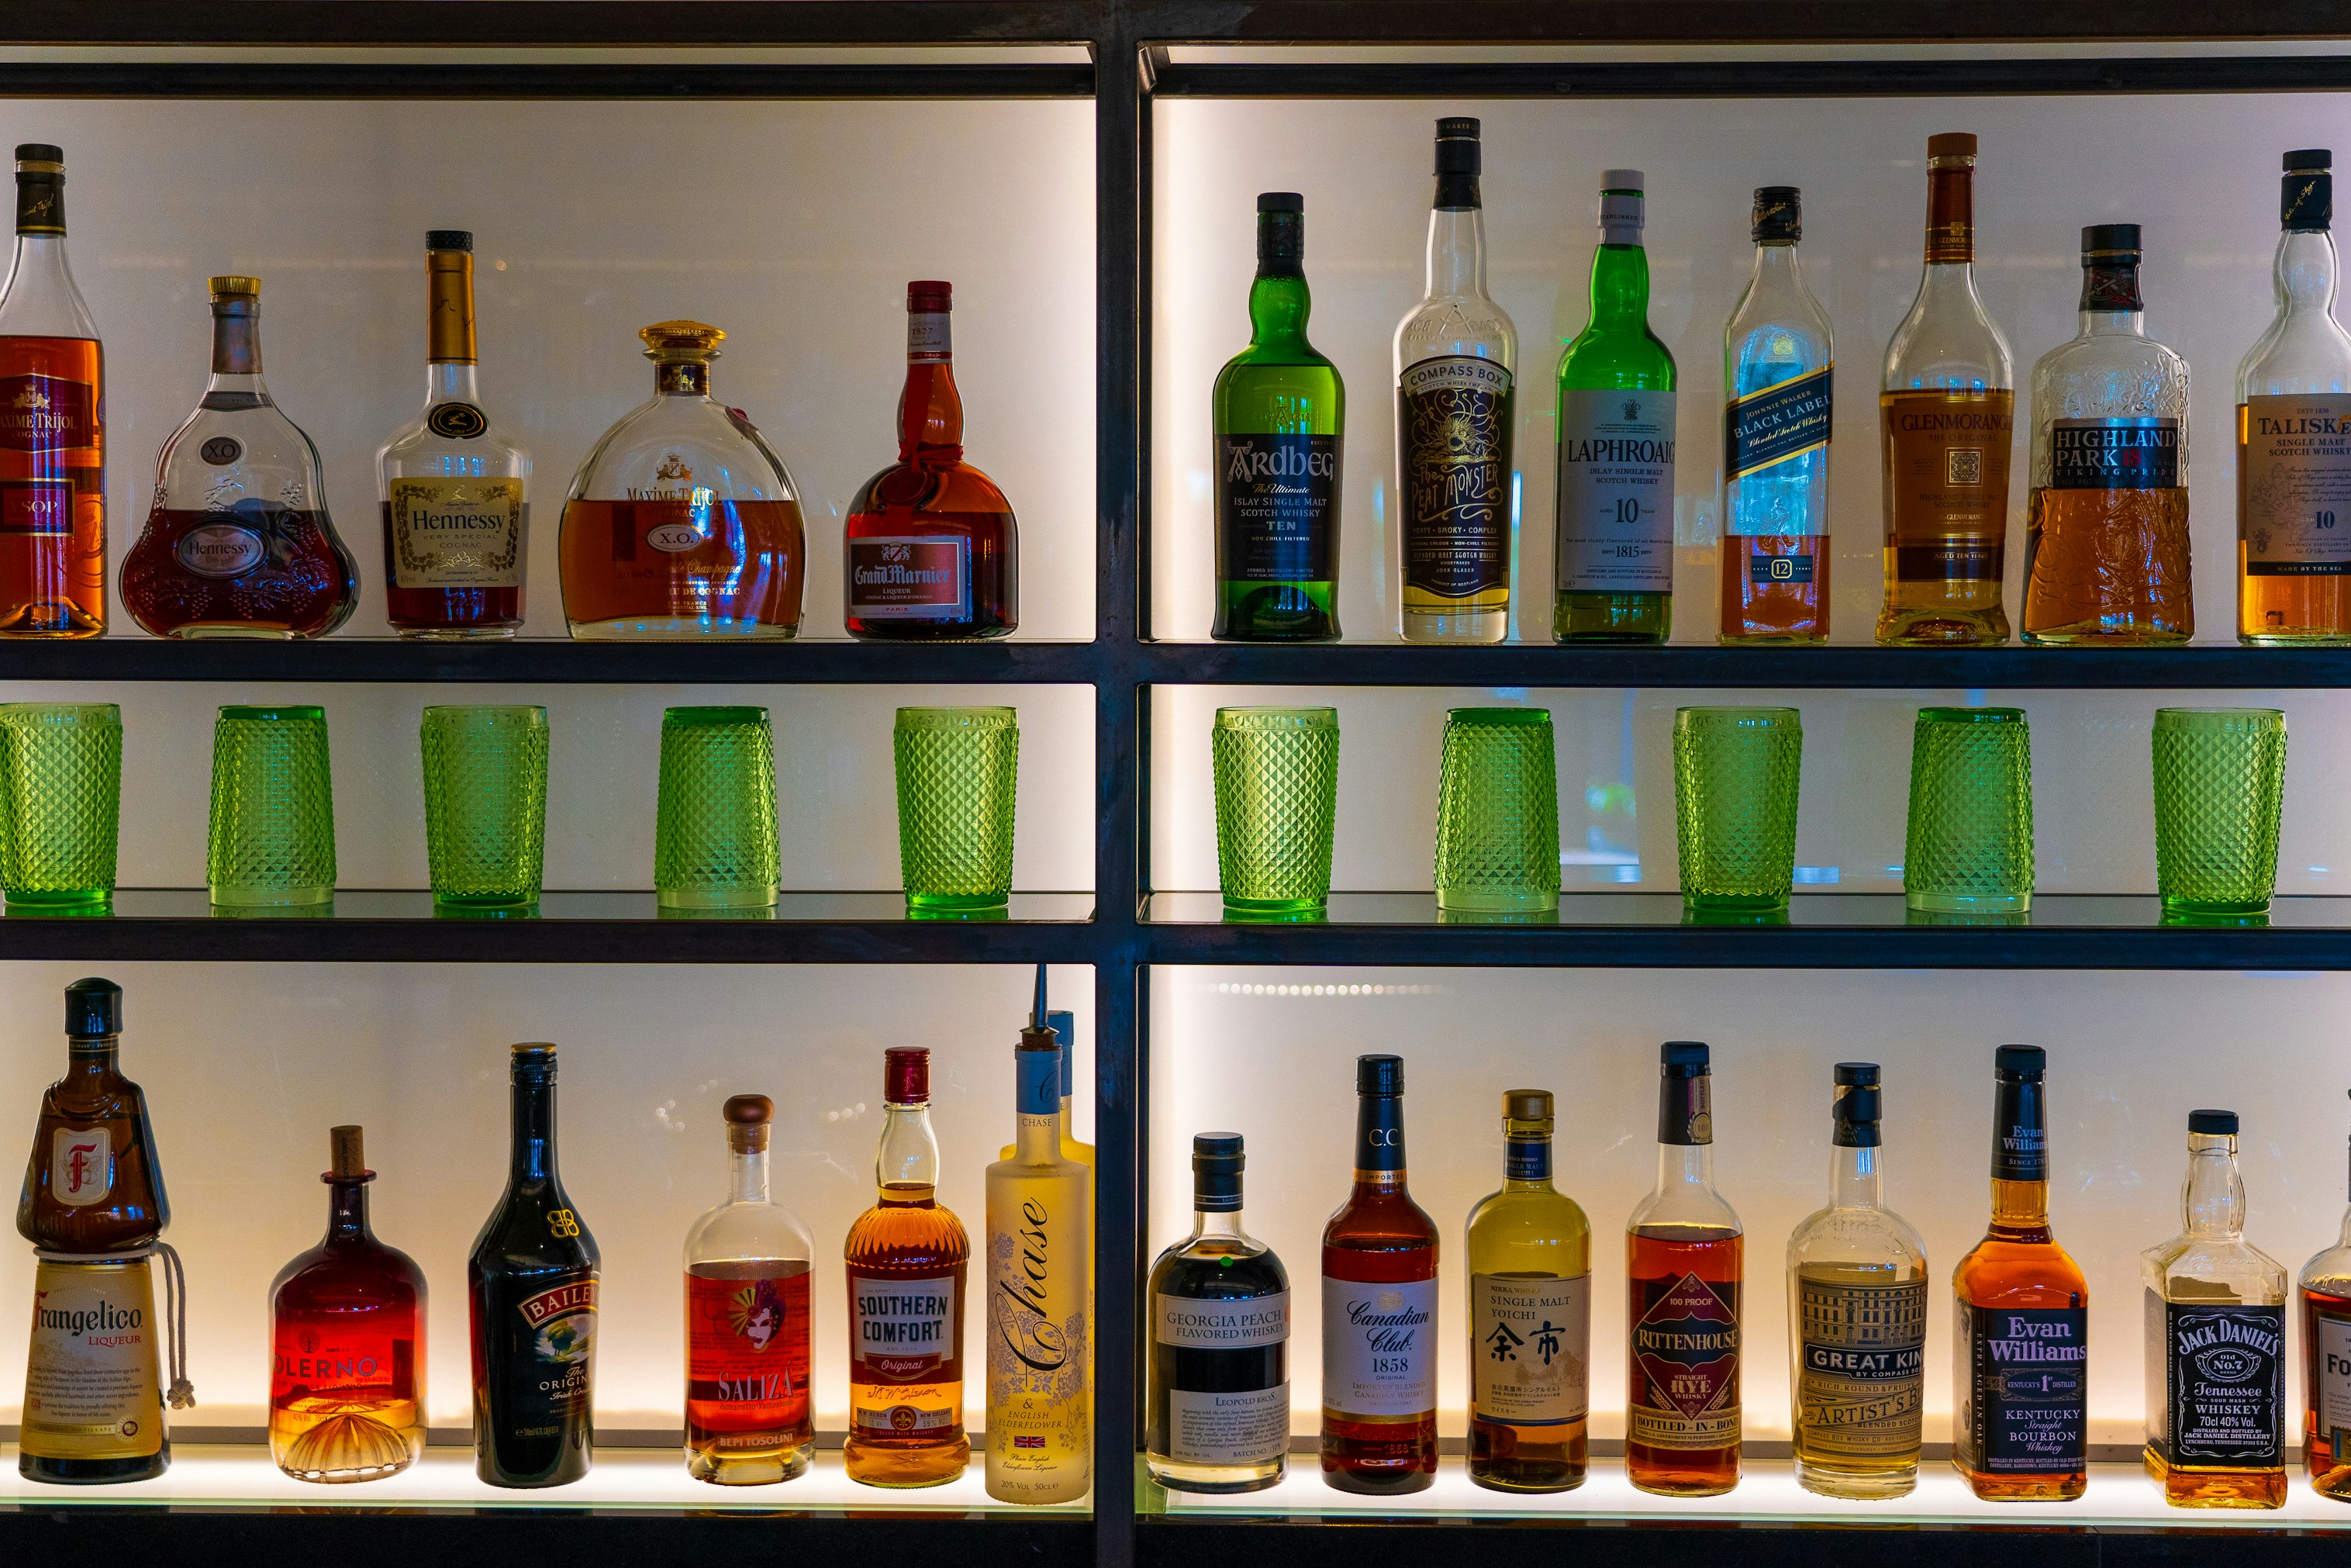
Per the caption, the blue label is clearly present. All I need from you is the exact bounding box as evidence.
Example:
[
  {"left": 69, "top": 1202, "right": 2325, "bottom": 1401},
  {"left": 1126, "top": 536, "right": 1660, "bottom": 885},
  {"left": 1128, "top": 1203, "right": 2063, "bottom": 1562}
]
[
  {"left": 1017, "top": 1050, "right": 1058, "bottom": 1115},
  {"left": 1506, "top": 1136, "right": 1550, "bottom": 1182},
  {"left": 1747, "top": 552, "right": 1815, "bottom": 584}
]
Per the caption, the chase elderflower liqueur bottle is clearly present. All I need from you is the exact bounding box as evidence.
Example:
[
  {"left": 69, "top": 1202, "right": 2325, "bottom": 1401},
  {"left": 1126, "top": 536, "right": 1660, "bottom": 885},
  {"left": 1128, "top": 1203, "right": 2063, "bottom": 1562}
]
[
  {"left": 0, "top": 143, "right": 103, "bottom": 637},
  {"left": 1465, "top": 1090, "right": 1590, "bottom": 1493}
]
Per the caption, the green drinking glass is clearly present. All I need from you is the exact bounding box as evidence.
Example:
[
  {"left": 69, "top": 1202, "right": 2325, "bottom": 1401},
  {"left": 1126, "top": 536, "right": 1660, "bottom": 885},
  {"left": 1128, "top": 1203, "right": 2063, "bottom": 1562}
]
[
  {"left": 208, "top": 705, "right": 336, "bottom": 907},
  {"left": 421, "top": 705, "right": 550, "bottom": 909},
  {"left": 893, "top": 706, "right": 1019, "bottom": 912},
  {"left": 0, "top": 703, "right": 121, "bottom": 906},
  {"left": 655, "top": 706, "right": 778, "bottom": 910},
  {"left": 1672, "top": 706, "right": 1801, "bottom": 911},
  {"left": 1434, "top": 707, "right": 1559, "bottom": 915},
  {"left": 2152, "top": 707, "right": 2286, "bottom": 915},
  {"left": 1213, "top": 706, "right": 1339, "bottom": 914},
  {"left": 1904, "top": 706, "right": 2034, "bottom": 914}
]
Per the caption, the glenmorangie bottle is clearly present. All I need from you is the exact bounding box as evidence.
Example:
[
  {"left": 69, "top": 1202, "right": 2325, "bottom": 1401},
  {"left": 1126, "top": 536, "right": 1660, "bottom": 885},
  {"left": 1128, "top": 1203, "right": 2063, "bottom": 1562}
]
[{"left": 1464, "top": 1090, "right": 1590, "bottom": 1492}]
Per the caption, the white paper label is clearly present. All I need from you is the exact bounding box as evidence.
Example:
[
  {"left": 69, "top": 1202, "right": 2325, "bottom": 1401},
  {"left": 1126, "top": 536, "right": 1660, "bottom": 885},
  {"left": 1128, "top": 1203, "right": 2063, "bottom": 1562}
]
[
  {"left": 1555, "top": 386, "right": 1676, "bottom": 592},
  {"left": 908, "top": 312, "right": 951, "bottom": 361},
  {"left": 1169, "top": 1384, "right": 1290, "bottom": 1466},
  {"left": 2319, "top": 1312, "right": 2351, "bottom": 1440},
  {"left": 1470, "top": 1273, "right": 1590, "bottom": 1425},
  {"left": 1321, "top": 1275, "right": 1436, "bottom": 1418},
  {"left": 49, "top": 1126, "right": 112, "bottom": 1208},
  {"left": 1157, "top": 1290, "right": 1289, "bottom": 1349},
  {"left": 852, "top": 1273, "right": 957, "bottom": 1376}
]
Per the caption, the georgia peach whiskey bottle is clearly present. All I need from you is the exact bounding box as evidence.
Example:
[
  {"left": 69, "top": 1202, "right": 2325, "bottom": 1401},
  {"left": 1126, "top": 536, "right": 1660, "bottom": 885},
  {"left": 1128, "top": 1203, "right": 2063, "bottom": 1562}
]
[{"left": 0, "top": 143, "right": 103, "bottom": 637}]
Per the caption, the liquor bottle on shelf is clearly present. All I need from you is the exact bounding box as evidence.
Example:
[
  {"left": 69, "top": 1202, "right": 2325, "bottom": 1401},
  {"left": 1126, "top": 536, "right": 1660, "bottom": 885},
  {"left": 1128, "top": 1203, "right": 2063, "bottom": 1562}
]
[
  {"left": 119, "top": 276, "right": 360, "bottom": 640},
  {"left": 1785, "top": 1063, "right": 1927, "bottom": 1500},
  {"left": 1554, "top": 169, "right": 1677, "bottom": 644},
  {"left": 468, "top": 1042, "right": 599, "bottom": 1488},
  {"left": 844, "top": 281, "right": 1019, "bottom": 640},
  {"left": 2022, "top": 225, "right": 2193, "bottom": 644},
  {"left": 1320, "top": 1052, "right": 1437, "bottom": 1493},
  {"left": 1720, "top": 185, "right": 1833, "bottom": 645},
  {"left": 18, "top": 976, "right": 167, "bottom": 1254},
  {"left": 268, "top": 1124, "right": 427, "bottom": 1483},
  {"left": 1464, "top": 1089, "right": 1590, "bottom": 1493},
  {"left": 0, "top": 143, "right": 102, "bottom": 637},
  {"left": 1393, "top": 116, "right": 1515, "bottom": 644},
  {"left": 1213, "top": 192, "right": 1343, "bottom": 642},
  {"left": 1001, "top": 1008, "right": 1093, "bottom": 1169},
  {"left": 1625, "top": 1040, "right": 1742, "bottom": 1496},
  {"left": 2238, "top": 149, "right": 2351, "bottom": 644},
  {"left": 2300, "top": 1090, "right": 2351, "bottom": 1501},
  {"left": 2143, "top": 1108, "right": 2286, "bottom": 1508},
  {"left": 1147, "top": 1133, "right": 1289, "bottom": 1494},
  {"left": 844, "top": 1046, "right": 971, "bottom": 1487},
  {"left": 1952, "top": 1045, "right": 2087, "bottom": 1501},
  {"left": 377, "top": 230, "right": 530, "bottom": 639},
  {"left": 1879, "top": 133, "right": 2015, "bottom": 646},
  {"left": 556, "top": 320, "right": 805, "bottom": 640}
]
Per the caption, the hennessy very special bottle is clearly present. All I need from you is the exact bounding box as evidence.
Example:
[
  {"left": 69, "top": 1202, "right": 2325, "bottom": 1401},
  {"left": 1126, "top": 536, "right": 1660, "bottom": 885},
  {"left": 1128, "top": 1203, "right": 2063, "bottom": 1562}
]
[{"left": 0, "top": 143, "right": 103, "bottom": 637}]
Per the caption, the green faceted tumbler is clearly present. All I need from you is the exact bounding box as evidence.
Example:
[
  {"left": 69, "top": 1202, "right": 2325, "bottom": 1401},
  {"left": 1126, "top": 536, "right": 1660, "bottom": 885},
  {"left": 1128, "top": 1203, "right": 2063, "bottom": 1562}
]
[
  {"left": 1434, "top": 707, "right": 1559, "bottom": 915},
  {"left": 655, "top": 706, "right": 779, "bottom": 910},
  {"left": 2152, "top": 707, "right": 2286, "bottom": 915},
  {"left": 208, "top": 705, "right": 336, "bottom": 907},
  {"left": 421, "top": 705, "right": 549, "bottom": 909},
  {"left": 893, "top": 706, "right": 1018, "bottom": 911},
  {"left": 1672, "top": 706, "right": 1801, "bottom": 911},
  {"left": 0, "top": 702, "right": 121, "bottom": 906},
  {"left": 1213, "top": 706, "right": 1339, "bottom": 915},
  {"left": 1904, "top": 706, "right": 2034, "bottom": 914}
]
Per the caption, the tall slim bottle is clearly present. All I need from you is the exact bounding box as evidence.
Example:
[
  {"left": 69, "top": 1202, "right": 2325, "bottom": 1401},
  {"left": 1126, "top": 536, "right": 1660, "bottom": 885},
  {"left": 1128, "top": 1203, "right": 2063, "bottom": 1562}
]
[
  {"left": 1001, "top": 1007, "right": 1093, "bottom": 1169},
  {"left": 0, "top": 143, "right": 101, "bottom": 636},
  {"left": 1394, "top": 116, "right": 1515, "bottom": 644},
  {"left": 2298, "top": 1090, "right": 2351, "bottom": 1501}
]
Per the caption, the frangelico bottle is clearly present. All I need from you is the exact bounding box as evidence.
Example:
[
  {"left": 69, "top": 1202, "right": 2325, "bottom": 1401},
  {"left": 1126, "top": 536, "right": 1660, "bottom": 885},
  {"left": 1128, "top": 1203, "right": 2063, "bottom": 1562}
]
[{"left": 19, "top": 976, "right": 167, "bottom": 1253}]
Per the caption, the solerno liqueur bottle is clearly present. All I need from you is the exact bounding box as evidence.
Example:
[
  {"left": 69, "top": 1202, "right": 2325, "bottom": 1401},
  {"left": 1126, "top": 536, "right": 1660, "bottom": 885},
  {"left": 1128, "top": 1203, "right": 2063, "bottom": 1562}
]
[
  {"left": 1213, "top": 192, "right": 1342, "bottom": 642},
  {"left": 2299, "top": 1090, "right": 2351, "bottom": 1501},
  {"left": 0, "top": 143, "right": 103, "bottom": 637}
]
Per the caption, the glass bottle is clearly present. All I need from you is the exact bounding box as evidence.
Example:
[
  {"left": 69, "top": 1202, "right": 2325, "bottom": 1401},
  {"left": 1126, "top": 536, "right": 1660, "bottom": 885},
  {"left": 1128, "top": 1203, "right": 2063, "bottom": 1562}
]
[
  {"left": 0, "top": 143, "right": 103, "bottom": 637},
  {"left": 1879, "top": 132, "right": 2015, "bottom": 646},
  {"left": 377, "top": 230, "right": 530, "bottom": 639},
  {"left": 17, "top": 976, "right": 167, "bottom": 1254},
  {"left": 1465, "top": 1089, "right": 1590, "bottom": 1493},
  {"left": 1625, "top": 1040, "right": 1742, "bottom": 1496},
  {"left": 844, "top": 281, "right": 1019, "bottom": 640},
  {"left": 1213, "top": 192, "right": 1344, "bottom": 642},
  {"left": 2238, "top": 149, "right": 2351, "bottom": 644},
  {"left": 1002, "top": 1008, "right": 1093, "bottom": 1169},
  {"left": 1952, "top": 1045, "right": 2087, "bottom": 1501},
  {"left": 683, "top": 1093, "right": 814, "bottom": 1485},
  {"left": 844, "top": 1046, "right": 971, "bottom": 1487},
  {"left": 1147, "top": 1133, "right": 1289, "bottom": 1494},
  {"left": 1720, "top": 185, "right": 1833, "bottom": 644},
  {"left": 1320, "top": 1052, "right": 1437, "bottom": 1493},
  {"left": 268, "top": 1124, "right": 428, "bottom": 1483},
  {"left": 1785, "top": 1063, "right": 1928, "bottom": 1500},
  {"left": 556, "top": 320, "right": 805, "bottom": 640},
  {"left": 1394, "top": 116, "right": 1515, "bottom": 644},
  {"left": 468, "top": 1042, "right": 599, "bottom": 1489},
  {"left": 2143, "top": 1109, "right": 2287, "bottom": 1508},
  {"left": 119, "top": 276, "right": 359, "bottom": 639},
  {"left": 2300, "top": 1090, "right": 2351, "bottom": 1501}
]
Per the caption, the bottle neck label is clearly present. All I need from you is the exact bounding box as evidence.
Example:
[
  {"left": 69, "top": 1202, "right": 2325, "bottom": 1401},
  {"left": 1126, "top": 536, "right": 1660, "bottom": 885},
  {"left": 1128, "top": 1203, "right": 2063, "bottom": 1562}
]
[
  {"left": 1925, "top": 167, "right": 1974, "bottom": 264},
  {"left": 1015, "top": 1048, "right": 1058, "bottom": 1116},
  {"left": 1991, "top": 1077, "right": 2048, "bottom": 1179},
  {"left": 2287, "top": 169, "right": 2333, "bottom": 232},
  {"left": 1656, "top": 1072, "right": 1713, "bottom": 1147},
  {"left": 1504, "top": 1134, "right": 1550, "bottom": 1182},
  {"left": 2080, "top": 263, "right": 2144, "bottom": 314},
  {"left": 1355, "top": 1091, "right": 1406, "bottom": 1173},
  {"left": 1598, "top": 191, "right": 1643, "bottom": 247},
  {"left": 15, "top": 174, "right": 62, "bottom": 237},
  {"left": 907, "top": 312, "right": 950, "bottom": 363},
  {"left": 426, "top": 254, "right": 478, "bottom": 364}
]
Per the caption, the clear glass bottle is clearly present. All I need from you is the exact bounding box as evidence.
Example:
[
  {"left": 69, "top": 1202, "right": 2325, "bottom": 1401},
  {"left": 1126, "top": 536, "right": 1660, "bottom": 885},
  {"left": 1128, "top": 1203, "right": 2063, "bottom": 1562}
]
[
  {"left": 1785, "top": 1063, "right": 1927, "bottom": 1500},
  {"left": 1394, "top": 116, "right": 1515, "bottom": 644},
  {"left": 2300, "top": 1090, "right": 2351, "bottom": 1501}
]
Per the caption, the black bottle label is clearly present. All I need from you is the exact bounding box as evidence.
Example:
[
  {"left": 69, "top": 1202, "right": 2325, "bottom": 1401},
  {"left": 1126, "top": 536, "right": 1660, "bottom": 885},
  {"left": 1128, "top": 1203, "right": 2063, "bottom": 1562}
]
[
  {"left": 2049, "top": 418, "right": 2180, "bottom": 489},
  {"left": 1396, "top": 356, "right": 1511, "bottom": 600},
  {"left": 2154, "top": 1295, "right": 2282, "bottom": 1466},
  {"left": 492, "top": 1271, "right": 598, "bottom": 1436},
  {"left": 1959, "top": 1303, "right": 2086, "bottom": 1473},
  {"left": 1215, "top": 433, "right": 1338, "bottom": 583},
  {"left": 1725, "top": 364, "right": 1832, "bottom": 483}
]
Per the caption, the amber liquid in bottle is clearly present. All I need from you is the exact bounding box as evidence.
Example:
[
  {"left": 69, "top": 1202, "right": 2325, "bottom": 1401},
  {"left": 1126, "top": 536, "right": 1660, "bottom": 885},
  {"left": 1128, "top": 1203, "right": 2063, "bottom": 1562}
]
[
  {"left": 18, "top": 978, "right": 167, "bottom": 1254},
  {"left": 555, "top": 497, "right": 806, "bottom": 631}
]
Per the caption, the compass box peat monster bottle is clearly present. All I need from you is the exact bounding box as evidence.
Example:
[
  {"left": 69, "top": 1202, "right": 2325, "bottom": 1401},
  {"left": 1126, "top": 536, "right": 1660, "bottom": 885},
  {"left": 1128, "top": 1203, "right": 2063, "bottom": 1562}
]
[{"left": 0, "top": 143, "right": 103, "bottom": 637}]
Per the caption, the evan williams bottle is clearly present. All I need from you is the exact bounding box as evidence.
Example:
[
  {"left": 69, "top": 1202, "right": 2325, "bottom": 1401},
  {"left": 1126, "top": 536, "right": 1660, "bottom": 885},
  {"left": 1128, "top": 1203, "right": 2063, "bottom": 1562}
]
[{"left": 0, "top": 143, "right": 102, "bottom": 636}]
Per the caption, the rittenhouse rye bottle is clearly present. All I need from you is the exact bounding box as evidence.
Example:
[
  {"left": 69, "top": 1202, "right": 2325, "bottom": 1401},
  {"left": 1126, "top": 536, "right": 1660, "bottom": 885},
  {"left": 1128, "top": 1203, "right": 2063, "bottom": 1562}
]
[
  {"left": 2299, "top": 1090, "right": 2351, "bottom": 1501},
  {"left": 468, "top": 1043, "right": 599, "bottom": 1488},
  {"left": 1465, "top": 1090, "right": 1590, "bottom": 1493},
  {"left": 0, "top": 143, "right": 103, "bottom": 637},
  {"left": 1148, "top": 1134, "right": 1289, "bottom": 1494},
  {"left": 1625, "top": 1041, "right": 1742, "bottom": 1496},
  {"left": 1952, "top": 1045, "right": 2087, "bottom": 1501},
  {"left": 1785, "top": 1064, "right": 1927, "bottom": 1499},
  {"left": 1320, "top": 1053, "right": 1437, "bottom": 1492},
  {"left": 1213, "top": 192, "right": 1343, "bottom": 642}
]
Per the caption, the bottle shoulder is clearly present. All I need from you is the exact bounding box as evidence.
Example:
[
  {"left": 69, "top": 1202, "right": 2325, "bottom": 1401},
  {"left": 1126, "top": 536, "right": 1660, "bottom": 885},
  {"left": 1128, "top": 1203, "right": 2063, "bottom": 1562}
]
[
  {"left": 1627, "top": 1181, "right": 1742, "bottom": 1237},
  {"left": 1952, "top": 1231, "right": 2089, "bottom": 1302},
  {"left": 684, "top": 1197, "right": 816, "bottom": 1266},
  {"left": 378, "top": 413, "right": 533, "bottom": 482},
  {"left": 1393, "top": 297, "right": 1518, "bottom": 376},
  {"left": 848, "top": 458, "right": 1016, "bottom": 523},
  {"left": 1883, "top": 272, "right": 2014, "bottom": 390},
  {"left": 2236, "top": 309, "right": 2351, "bottom": 399},
  {"left": 2142, "top": 1235, "right": 2287, "bottom": 1300},
  {"left": 845, "top": 1197, "right": 971, "bottom": 1263},
  {"left": 156, "top": 403, "right": 330, "bottom": 501},
  {"left": 566, "top": 395, "right": 795, "bottom": 504},
  {"left": 468, "top": 1183, "right": 600, "bottom": 1271},
  {"left": 1151, "top": 1235, "right": 1289, "bottom": 1297},
  {"left": 1786, "top": 1202, "right": 1928, "bottom": 1273},
  {"left": 273, "top": 1235, "right": 430, "bottom": 1305},
  {"left": 1323, "top": 1184, "right": 1440, "bottom": 1249},
  {"left": 1559, "top": 325, "right": 1676, "bottom": 390}
]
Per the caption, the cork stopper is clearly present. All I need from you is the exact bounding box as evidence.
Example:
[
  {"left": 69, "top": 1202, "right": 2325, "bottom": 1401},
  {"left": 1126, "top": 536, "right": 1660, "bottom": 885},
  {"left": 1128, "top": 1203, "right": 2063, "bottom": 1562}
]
[
  {"left": 329, "top": 1124, "right": 367, "bottom": 1179},
  {"left": 724, "top": 1093, "right": 773, "bottom": 1153}
]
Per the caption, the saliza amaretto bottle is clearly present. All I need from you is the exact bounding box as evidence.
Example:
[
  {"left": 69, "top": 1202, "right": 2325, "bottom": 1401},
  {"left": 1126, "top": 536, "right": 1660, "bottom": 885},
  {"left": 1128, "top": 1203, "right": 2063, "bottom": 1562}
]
[
  {"left": 1393, "top": 117, "right": 1515, "bottom": 644},
  {"left": 2142, "top": 1109, "right": 2287, "bottom": 1509},
  {"left": 468, "top": 1043, "right": 599, "bottom": 1489},
  {"left": 268, "top": 1125, "right": 427, "bottom": 1483},
  {"left": 844, "top": 281, "right": 1019, "bottom": 640},
  {"left": 1148, "top": 1134, "right": 1289, "bottom": 1494},
  {"left": 2022, "top": 225, "right": 2193, "bottom": 644},
  {"left": 2299, "top": 1090, "right": 2351, "bottom": 1501},
  {"left": 1785, "top": 1064, "right": 1927, "bottom": 1500},
  {"left": 2238, "top": 150, "right": 2351, "bottom": 643},
  {"left": 844, "top": 1047, "right": 971, "bottom": 1487},
  {"left": 556, "top": 320, "right": 805, "bottom": 639},
  {"left": 1213, "top": 192, "right": 1343, "bottom": 642},
  {"left": 1464, "top": 1090, "right": 1590, "bottom": 1493},
  {"left": 1554, "top": 169, "right": 1677, "bottom": 644},
  {"left": 682, "top": 1094, "right": 815, "bottom": 1486},
  {"left": 1879, "top": 133, "right": 2015, "bottom": 646},
  {"left": 0, "top": 143, "right": 103, "bottom": 637},
  {"left": 1952, "top": 1045, "right": 2087, "bottom": 1501},
  {"left": 1720, "top": 186, "right": 1834, "bottom": 644},
  {"left": 377, "top": 230, "right": 530, "bottom": 638},
  {"left": 1320, "top": 1053, "right": 1437, "bottom": 1493},
  {"left": 1625, "top": 1041, "right": 1742, "bottom": 1496},
  {"left": 119, "top": 276, "right": 360, "bottom": 639}
]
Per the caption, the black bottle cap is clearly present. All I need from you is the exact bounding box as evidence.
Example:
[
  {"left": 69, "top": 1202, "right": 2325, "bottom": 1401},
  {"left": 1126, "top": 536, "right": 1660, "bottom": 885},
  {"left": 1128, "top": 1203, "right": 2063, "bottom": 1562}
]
[
  {"left": 65, "top": 976, "right": 119, "bottom": 1038},
  {"left": 1661, "top": 1040, "right": 1710, "bottom": 1076},
  {"left": 1357, "top": 1053, "right": 1404, "bottom": 1096},
  {"left": 1193, "top": 1131, "right": 1245, "bottom": 1211},
  {"left": 1833, "top": 1061, "right": 1878, "bottom": 1087},
  {"left": 1752, "top": 185, "right": 1801, "bottom": 243},
  {"left": 2287, "top": 148, "right": 2333, "bottom": 172},
  {"left": 1434, "top": 116, "right": 1481, "bottom": 176},
  {"left": 2081, "top": 223, "right": 2142, "bottom": 261},
  {"left": 1994, "top": 1043, "right": 2045, "bottom": 1078},
  {"left": 2286, "top": 152, "right": 2334, "bottom": 231},
  {"left": 426, "top": 229, "right": 473, "bottom": 252},
  {"left": 2189, "top": 1108, "right": 2239, "bottom": 1136},
  {"left": 14, "top": 143, "right": 60, "bottom": 167},
  {"left": 1257, "top": 192, "right": 1303, "bottom": 214},
  {"left": 1838, "top": 1083, "right": 1882, "bottom": 1121}
]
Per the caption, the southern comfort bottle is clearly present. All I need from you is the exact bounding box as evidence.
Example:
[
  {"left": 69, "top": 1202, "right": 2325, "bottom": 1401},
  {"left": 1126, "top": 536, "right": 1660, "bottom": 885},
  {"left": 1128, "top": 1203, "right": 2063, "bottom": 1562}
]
[{"left": 0, "top": 143, "right": 102, "bottom": 636}]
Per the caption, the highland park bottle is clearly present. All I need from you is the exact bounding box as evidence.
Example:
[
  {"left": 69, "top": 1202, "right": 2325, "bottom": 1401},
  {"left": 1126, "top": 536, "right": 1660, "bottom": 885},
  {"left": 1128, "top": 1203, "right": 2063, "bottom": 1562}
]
[
  {"left": 0, "top": 143, "right": 103, "bottom": 637},
  {"left": 377, "top": 230, "right": 530, "bottom": 638},
  {"left": 2300, "top": 1091, "right": 2351, "bottom": 1501}
]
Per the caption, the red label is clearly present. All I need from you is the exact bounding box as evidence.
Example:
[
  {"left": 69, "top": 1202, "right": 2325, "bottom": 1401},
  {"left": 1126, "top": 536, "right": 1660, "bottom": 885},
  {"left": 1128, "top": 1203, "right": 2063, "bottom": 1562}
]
[
  {"left": 516, "top": 1279, "right": 598, "bottom": 1329},
  {"left": 0, "top": 479, "right": 70, "bottom": 534},
  {"left": 1631, "top": 1271, "right": 1740, "bottom": 1418},
  {"left": 0, "top": 375, "right": 94, "bottom": 452},
  {"left": 846, "top": 535, "right": 971, "bottom": 619},
  {"left": 686, "top": 1269, "right": 812, "bottom": 1440}
]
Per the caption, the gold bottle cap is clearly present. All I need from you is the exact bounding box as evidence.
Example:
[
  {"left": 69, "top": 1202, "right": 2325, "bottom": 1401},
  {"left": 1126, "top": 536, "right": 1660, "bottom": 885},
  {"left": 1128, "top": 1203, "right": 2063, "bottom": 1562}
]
[
  {"left": 640, "top": 319, "right": 724, "bottom": 361},
  {"left": 1504, "top": 1088, "right": 1553, "bottom": 1123},
  {"left": 209, "top": 275, "right": 261, "bottom": 300},
  {"left": 329, "top": 1124, "right": 365, "bottom": 1177}
]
